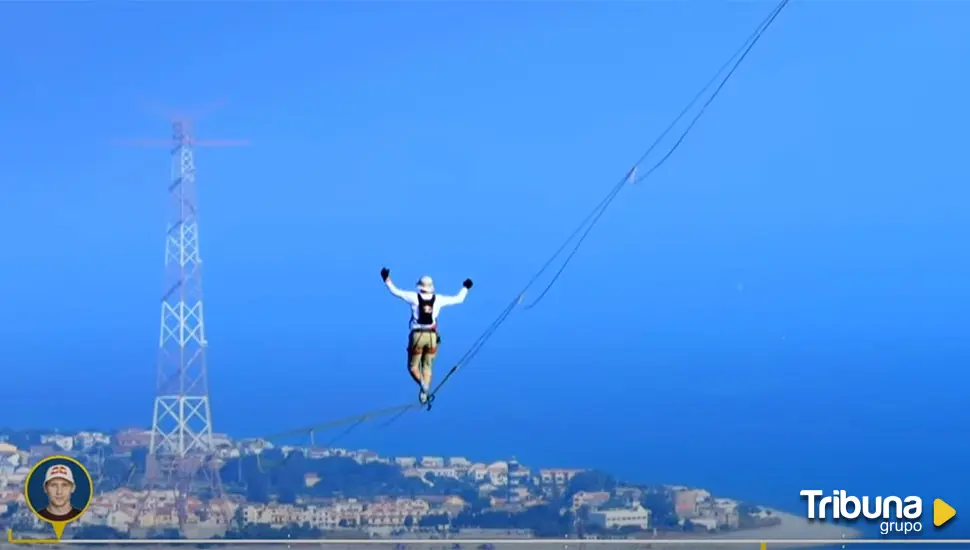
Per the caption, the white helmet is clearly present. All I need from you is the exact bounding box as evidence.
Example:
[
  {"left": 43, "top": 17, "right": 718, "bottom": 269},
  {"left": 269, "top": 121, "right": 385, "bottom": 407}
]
[{"left": 417, "top": 275, "right": 435, "bottom": 293}]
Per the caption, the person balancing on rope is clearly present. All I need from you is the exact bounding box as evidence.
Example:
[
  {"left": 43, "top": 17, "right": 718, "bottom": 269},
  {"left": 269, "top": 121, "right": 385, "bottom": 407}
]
[{"left": 381, "top": 267, "right": 473, "bottom": 405}]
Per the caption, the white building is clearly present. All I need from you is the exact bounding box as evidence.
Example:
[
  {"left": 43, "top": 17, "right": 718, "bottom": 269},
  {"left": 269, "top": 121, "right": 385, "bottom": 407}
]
[
  {"left": 689, "top": 516, "right": 719, "bottom": 531},
  {"left": 210, "top": 433, "right": 233, "bottom": 448},
  {"left": 40, "top": 435, "right": 74, "bottom": 451},
  {"left": 589, "top": 504, "right": 651, "bottom": 530},
  {"left": 486, "top": 461, "right": 509, "bottom": 485},
  {"left": 467, "top": 464, "right": 489, "bottom": 482},
  {"left": 0, "top": 445, "right": 22, "bottom": 471},
  {"left": 539, "top": 468, "right": 583, "bottom": 485},
  {"left": 239, "top": 439, "right": 273, "bottom": 454},
  {"left": 417, "top": 467, "right": 460, "bottom": 479},
  {"left": 74, "top": 432, "right": 111, "bottom": 450}
]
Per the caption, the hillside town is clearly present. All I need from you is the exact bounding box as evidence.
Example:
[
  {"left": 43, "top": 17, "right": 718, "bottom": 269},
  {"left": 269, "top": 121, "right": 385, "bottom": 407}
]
[{"left": 0, "top": 429, "right": 778, "bottom": 539}]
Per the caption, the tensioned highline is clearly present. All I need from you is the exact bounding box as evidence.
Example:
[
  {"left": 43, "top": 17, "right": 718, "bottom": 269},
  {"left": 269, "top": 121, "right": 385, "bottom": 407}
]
[{"left": 250, "top": 0, "right": 793, "bottom": 449}]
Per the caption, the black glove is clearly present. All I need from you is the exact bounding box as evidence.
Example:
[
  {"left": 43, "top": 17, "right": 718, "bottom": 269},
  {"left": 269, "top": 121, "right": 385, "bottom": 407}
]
[
  {"left": 463, "top": 278, "right": 473, "bottom": 289},
  {"left": 381, "top": 267, "right": 390, "bottom": 281}
]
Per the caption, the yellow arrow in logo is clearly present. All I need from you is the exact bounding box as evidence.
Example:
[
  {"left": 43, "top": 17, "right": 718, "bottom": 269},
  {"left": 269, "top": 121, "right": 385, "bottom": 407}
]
[{"left": 933, "top": 498, "right": 956, "bottom": 527}]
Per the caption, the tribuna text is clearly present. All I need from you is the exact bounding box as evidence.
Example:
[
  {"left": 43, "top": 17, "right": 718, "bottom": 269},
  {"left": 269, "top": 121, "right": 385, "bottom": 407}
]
[{"left": 800, "top": 490, "right": 923, "bottom": 535}]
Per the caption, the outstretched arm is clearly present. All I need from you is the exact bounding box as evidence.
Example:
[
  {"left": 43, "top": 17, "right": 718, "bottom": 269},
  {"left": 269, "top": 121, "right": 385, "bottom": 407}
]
[
  {"left": 437, "top": 278, "right": 473, "bottom": 307},
  {"left": 381, "top": 267, "right": 418, "bottom": 304},
  {"left": 385, "top": 278, "right": 418, "bottom": 304}
]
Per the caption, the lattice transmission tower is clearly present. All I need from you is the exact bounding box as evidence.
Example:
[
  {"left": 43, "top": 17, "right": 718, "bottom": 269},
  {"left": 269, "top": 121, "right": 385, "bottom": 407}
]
[{"left": 125, "top": 108, "right": 246, "bottom": 536}]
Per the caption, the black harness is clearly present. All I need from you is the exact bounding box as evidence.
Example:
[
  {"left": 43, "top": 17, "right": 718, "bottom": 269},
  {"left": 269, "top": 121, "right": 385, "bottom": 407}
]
[{"left": 415, "top": 293, "right": 436, "bottom": 329}]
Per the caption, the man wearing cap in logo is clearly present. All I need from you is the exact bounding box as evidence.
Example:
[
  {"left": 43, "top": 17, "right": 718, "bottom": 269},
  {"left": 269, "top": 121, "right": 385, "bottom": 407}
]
[
  {"left": 37, "top": 464, "right": 82, "bottom": 522},
  {"left": 381, "top": 267, "right": 473, "bottom": 405}
]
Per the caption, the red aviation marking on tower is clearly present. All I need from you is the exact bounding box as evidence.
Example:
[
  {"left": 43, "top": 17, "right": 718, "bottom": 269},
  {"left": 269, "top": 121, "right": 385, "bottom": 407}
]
[
  {"left": 120, "top": 137, "right": 250, "bottom": 148},
  {"left": 116, "top": 99, "right": 250, "bottom": 149}
]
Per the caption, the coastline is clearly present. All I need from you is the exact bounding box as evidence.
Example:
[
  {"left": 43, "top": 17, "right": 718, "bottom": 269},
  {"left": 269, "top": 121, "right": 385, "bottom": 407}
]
[{"left": 690, "top": 508, "right": 863, "bottom": 549}]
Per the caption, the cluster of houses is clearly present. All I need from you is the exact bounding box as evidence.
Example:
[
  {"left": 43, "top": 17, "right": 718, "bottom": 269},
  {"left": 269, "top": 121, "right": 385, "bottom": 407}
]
[{"left": 0, "top": 430, "right": 751, "bottom": 537}]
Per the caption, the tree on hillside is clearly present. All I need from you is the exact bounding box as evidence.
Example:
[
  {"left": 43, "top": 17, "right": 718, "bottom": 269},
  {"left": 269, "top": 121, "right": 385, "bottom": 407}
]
[
  {"left": 737, "top": 502, "right": 760, "bottom": 515},
  {"left": 98, "top": 456, "right": 135, "bottom": 491},
  {"left": 452, "top": 503, "right": 572, "bottom": 537},
  {"left": 233, "top": 507, "right": 245, "bottom": 530},
  {"left": 418, "top": 514, "right": 450, "bottom": 528},
  {"left": 425, "top": 472, "right": 469, "bottom": 495},
  {"left": 565, "top": 470, "right": 617, "bottom": 499},
  {"left": 278, "top": 485, "right": 298, "bottom": 504},
  {"left": 641, "top": 491, "right": 678, "bottom": 527},
  {"left": 131, "top": 447, "right": 149, "bottom": 473},
  {"left": 245, "top": 472, "right": 270, "bottom": 503}
]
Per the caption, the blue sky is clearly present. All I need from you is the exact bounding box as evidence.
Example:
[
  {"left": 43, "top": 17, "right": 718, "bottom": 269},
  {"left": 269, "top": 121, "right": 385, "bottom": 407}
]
[{"left": 2, "top": 1, "right": 969, "bottom": 520}]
